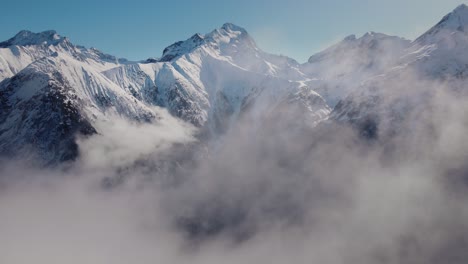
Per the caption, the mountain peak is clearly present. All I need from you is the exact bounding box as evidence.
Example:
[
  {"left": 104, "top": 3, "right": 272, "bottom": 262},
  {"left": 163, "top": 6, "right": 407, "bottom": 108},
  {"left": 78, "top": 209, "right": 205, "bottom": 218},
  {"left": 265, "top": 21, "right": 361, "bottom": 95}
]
[
  {"left": 221, "top": 23, "right": 247, "bottom": 33},
  {"left": 307, "top": 32, "right": 410, "bottom": 64},
  {"left": 343, "top": 34, "right": 357, "bottom": 41},
  {"left": 416, "top": 4, "right": 468, "bottom": 43},
  {"left": 0, "top": 30, "right": 67, "bottom": 48},
  {"left": 158, "top": 23, "right": 255, "bottom": 62},
  {"left": 454, "top": 3, "right": 468, "bottom": 13},
  {"left": 207, "top": 23, "right": 256, "bottom": 49},
  {"left": 362, "top": 31, "right": 384, "bottom": 38},
  {"left": 159, "top": 32, "right": 206, "bottom": 62},
  {"left": 437, "top": 3, "right": 468, "bottom": 29},
  {"left": 341, "top": 32, "right": 403, "bottom": 44}
]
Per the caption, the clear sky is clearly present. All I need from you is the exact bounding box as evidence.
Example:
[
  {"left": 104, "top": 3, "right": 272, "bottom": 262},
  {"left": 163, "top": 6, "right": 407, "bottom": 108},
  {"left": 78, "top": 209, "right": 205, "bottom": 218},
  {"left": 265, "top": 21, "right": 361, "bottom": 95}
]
[{"left": 0, "top": 0, "right": 465, "bottom": 62}]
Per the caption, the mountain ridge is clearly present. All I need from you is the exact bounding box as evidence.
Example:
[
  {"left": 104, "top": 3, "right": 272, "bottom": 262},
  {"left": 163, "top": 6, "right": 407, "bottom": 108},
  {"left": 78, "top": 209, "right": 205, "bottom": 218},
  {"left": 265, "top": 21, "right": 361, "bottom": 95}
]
[
  {"left": 2, "top": 4, "right": 468, "bottom": 164},
  {"left": 0, "top": 23, "right": 330, "bottom": 163}
]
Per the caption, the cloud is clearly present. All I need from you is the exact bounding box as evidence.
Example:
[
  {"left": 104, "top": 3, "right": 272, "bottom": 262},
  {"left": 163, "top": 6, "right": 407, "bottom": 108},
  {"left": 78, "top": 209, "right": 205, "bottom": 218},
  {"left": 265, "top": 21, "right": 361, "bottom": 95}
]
[
  {"left": 2, "top": 56, "right": 468, "bottom": 264},
  {"left": 76, "top": 107, "right": 196, "bottom": 170}
]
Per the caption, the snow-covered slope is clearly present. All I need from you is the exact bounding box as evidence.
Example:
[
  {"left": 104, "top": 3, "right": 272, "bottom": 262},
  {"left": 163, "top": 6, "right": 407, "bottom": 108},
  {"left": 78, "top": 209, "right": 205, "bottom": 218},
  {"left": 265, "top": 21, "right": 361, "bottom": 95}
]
[
  {"left": 0, "top": 32, "right": 158, "bottom": 164},
  {"left": 301, "top": 32, "right": 411, "bottom": 106},
  {"left": 0, "top": 53, "right": 158, "bottom": 163},
  {"left": 0, "top": 30, "right": 129, "bottom": 81},
  {"left": 0, "top": 24, "right": 331, "bottom": 163},
  {"left": 7, "top": 6, "right": 468, "bottom": 163},
  {"left": 7, "top": 2, "right": 468, "bottom": 164},
  {"left": 104, "top": 23, "right": 330, "bottom": 133},
  {"left": 330, "top": 4, "right": 468, "bottom": 139},
  {"left": 157, "top": 23, "right": 306, "bottom": 80},
  {"left": 400, "top": 4, "right": 468, "bottom": 79}
]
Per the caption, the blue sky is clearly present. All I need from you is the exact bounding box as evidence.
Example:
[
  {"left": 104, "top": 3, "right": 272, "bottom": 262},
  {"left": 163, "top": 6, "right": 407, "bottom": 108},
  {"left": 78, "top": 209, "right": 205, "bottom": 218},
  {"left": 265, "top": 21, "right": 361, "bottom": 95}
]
[{"left": 0, "top": 0, "right": 464, "bottom": 62}]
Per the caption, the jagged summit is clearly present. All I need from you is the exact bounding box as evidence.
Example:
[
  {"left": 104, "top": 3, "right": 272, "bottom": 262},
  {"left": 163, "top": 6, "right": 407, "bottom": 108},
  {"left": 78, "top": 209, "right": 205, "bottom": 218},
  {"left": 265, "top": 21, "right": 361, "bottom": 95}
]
[
  {"left": 221, "top": 23, "right": 248, "bottom": 33},
  {"left": 303, "top": 31, "right": 411, "bottom": 106},
  {"left": 205, "top": 22, "right": 257, "bottom": 53},
  {"left": 159, "top": 33, "right": 205, "bottom": 62},
  {"left": 0, "top": 29, "right": 131, "bottom": 82},
  {"left": 308, "top": 32, "right": 409, "bottom": 63},
  {"left": 361, "top": 31, "right": 391, "bottom": 40},
  {"left": 343, "top": 32, "right": 389, "bottom": 43},
  {"left": 207, "top": 22, "right": 254, "bottom": 43},
  {"left": 0, "top": 30, "right": 67, "bottom": 48},
  {"left": 343, "top": 34, "right": 357, "bottom": 41},
  {"left": 339, "top": 32, "right": 405, "bottom": 48},
  {"left": 158, "top": 23, "right": 256, "bottom": 62}
]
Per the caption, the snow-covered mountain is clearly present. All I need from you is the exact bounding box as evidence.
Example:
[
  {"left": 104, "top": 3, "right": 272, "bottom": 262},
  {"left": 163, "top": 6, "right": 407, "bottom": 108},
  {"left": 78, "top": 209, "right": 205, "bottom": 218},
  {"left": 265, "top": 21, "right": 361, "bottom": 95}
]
[
  {"left": 3, "top": 3, "right": 468, "bottom": 164},
  {"left": 103, "top": 23, "right": 329, "bottom": 133},
  {"left": 331, "top": 4, "right": 468, "bottom": 139},
  {"left": 301, "top": 32, "right": 411, "bottom": 106},
  {"left": 0, "top": 30, "right": 129, "bottom": 81},
  {"left": 0, "top": 24, "right": 330, "bottom": 163},
  {"left": 403, "top": 3, "right": 468, "bottom": 79},
  {"left": 0, "top": 32, "right": 158, "bottom": 164}
]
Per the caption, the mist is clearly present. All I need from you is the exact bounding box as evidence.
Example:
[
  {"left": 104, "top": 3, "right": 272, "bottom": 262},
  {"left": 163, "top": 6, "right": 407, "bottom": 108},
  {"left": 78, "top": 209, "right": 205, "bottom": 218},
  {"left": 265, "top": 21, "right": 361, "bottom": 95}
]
[
  {"left": 3, "top": 15, "right": 468, "bottom": 263},
  {"left": 1, "top": 64, "right": 468, "bottom": 264}
]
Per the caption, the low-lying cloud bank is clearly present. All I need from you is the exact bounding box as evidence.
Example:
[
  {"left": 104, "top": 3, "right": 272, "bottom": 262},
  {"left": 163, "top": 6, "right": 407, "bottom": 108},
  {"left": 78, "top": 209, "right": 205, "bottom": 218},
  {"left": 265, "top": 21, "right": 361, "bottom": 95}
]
[{"left": 1, "top": 77, "right": 468, "bottom": 264}]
